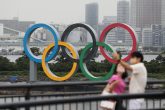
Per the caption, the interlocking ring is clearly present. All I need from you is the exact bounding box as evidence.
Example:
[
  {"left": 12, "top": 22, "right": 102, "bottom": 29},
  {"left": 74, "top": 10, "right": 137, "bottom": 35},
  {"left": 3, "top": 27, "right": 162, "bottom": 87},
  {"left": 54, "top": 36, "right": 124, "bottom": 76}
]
[
  {"left": 79, "top": 42, "right": 116, "bottom": 81},
  {"left": 42, "top": 41, "right": 78, "bottom": 81},
  {"left": 61, "top": 23, "right": 98, "bottom": 62},
  {"left": 23, "top": 23, "right": 60, "bottom": 63},
  {"left": 23, "top": 23, "right": 138, "bottom": 81},
  {"left": 99, "top": 23, "right": 138, "bottom": 64}
]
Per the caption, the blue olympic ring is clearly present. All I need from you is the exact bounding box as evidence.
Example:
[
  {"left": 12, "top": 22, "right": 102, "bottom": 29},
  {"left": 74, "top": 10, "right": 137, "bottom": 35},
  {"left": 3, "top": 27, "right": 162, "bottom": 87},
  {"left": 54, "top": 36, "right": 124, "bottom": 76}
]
[{"left": 23, "top": 23, "right": 60, "bottom": 63}]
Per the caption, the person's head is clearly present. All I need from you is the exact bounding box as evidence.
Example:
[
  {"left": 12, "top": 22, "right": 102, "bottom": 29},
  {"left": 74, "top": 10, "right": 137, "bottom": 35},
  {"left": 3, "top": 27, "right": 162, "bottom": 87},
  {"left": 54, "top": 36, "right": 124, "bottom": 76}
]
[
  {"left": 130, "top": 51, "right": 144, "bottom": 64},
  {"left": 114, "top": 63, "right": 128, "bottom": 79},
  {"left": 114, "top": 51, "right": 128, "bottom": 79}
]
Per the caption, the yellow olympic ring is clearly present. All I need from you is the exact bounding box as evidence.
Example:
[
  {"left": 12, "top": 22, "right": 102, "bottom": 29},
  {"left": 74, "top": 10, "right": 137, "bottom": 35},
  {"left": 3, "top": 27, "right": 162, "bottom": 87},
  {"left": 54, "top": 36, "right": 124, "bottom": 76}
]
[{"left": 42, "top": 41, "right": 78, "bottom": 81}]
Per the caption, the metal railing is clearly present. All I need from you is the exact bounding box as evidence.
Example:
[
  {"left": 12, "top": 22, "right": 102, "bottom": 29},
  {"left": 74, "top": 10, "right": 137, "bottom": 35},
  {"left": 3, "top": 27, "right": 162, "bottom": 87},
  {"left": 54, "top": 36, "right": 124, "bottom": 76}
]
[
  {"left": 0, "top": 80, "right": 164, "bottom": 88},
  {"left": 0, "top": 80, "right": 164, "bottom": 110},
  {"left": 0, "top": 92, "right": 164, "bottom": 110}
]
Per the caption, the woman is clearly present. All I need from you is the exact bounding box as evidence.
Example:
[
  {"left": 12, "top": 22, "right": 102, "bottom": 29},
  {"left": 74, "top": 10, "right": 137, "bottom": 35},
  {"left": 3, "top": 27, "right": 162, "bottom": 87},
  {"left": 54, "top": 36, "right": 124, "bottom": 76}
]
[{"left": 101, "top": 52, "right": 127, "bottom": 110}]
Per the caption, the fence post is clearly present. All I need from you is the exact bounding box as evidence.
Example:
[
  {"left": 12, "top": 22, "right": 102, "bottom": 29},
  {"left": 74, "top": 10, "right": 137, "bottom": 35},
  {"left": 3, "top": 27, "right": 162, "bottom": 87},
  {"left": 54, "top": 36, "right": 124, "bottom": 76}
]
[
  {"left": 25, "top": 88, "right": 31, "bottom": 110},
  {"left": 10, "top": 107, "right": 17, "bottom": 110},
  {"left": 29, "top": 60, "right": 37, "bottom": 82}
]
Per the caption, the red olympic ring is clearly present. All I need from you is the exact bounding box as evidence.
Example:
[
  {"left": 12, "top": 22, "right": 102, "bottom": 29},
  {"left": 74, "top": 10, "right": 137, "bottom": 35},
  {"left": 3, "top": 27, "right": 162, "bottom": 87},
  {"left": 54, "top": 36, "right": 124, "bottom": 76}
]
[{"left": 99, "top": 23, "right": 138, "bottom": 64}]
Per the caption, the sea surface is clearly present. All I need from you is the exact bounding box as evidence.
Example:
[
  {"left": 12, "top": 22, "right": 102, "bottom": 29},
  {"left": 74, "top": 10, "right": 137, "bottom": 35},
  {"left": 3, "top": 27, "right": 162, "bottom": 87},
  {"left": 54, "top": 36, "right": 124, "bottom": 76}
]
[{"left": 2, "top": 54, "right": 158, "bottom": 62}]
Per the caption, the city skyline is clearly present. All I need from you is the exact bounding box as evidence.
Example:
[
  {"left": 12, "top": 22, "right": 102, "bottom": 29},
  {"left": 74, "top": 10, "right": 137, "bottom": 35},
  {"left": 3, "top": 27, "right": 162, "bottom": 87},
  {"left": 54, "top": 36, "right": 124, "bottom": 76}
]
[
  {"left": 0, "top": 0, "right": 117, "bottom": 24},
  {"left": 0, "top": 0, "right": 164, "bottom": 51}
]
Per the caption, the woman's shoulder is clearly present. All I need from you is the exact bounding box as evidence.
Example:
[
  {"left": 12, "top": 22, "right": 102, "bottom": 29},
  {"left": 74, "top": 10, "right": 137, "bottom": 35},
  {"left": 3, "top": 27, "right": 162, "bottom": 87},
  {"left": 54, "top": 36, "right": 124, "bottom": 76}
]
[
  {"left": 111, "top": 75, "right": 119, "bottom": 79},
  {"left": 108, "top": 75, "right": 119, "bottom": 83}
]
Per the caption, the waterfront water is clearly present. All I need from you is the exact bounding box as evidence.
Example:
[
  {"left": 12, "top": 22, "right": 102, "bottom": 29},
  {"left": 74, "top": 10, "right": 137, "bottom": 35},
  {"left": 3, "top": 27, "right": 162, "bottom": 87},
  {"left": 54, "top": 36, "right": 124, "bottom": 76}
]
[
  {"left": 2, "top": 55, "right": 22, "bottom": 62},
  {"left": 95, "top": 54, "right": 158, "bottom": 62},
  {"left": 1, "top": 54, "right": 158, "bottom": 62}
]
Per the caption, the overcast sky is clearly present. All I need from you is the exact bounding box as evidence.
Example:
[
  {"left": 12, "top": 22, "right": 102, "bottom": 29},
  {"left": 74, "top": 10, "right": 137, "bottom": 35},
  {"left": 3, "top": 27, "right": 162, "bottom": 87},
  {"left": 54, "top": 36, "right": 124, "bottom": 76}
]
[{"left": 0, "top": 0, "right": 117, "bottom": 24}]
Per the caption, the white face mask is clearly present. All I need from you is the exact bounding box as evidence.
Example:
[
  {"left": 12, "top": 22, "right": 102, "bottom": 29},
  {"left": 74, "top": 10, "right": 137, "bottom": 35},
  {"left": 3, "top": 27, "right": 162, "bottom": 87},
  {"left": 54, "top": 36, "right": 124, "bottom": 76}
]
[{"left": 116, "top": 64, "right": 125, "bottom": 73}]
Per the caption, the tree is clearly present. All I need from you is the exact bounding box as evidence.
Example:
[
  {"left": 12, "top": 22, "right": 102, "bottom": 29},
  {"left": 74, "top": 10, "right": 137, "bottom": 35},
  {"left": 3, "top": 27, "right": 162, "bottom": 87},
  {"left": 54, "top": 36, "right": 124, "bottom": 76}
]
[
  {"left": 155, "top": 52, "right": 165, "bottom": 63},
  {"left": 15, "top": 47, "right": 41, "bottom": 71},
  {"left": 0, "top": 56, "right": 15, "bottom": 71},
  {"left": 15, "top": 55, "right": 29, "bottom": 70}
]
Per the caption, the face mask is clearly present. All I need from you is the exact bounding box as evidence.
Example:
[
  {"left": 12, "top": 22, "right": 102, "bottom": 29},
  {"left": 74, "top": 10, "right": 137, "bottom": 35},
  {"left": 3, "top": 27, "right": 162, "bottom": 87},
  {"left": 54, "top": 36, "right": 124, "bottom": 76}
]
[
  {"left": 130, "top": 57, "right": 139, "bottom": 64},
  {"left": 116, "top": 64, "right": 125, "bottom": 73}
]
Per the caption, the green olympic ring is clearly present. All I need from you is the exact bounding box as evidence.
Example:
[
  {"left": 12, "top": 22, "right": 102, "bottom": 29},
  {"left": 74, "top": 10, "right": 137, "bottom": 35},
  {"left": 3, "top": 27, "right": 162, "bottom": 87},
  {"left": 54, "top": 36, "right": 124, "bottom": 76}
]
[{"left": 79, "top": 42, "right": 116, "bottom": 81}]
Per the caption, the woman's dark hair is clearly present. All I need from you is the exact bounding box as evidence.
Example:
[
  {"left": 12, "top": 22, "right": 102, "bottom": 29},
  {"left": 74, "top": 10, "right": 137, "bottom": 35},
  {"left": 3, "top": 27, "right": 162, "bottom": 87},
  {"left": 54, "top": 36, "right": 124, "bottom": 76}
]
[{"left": 114, "top": 51, "right": 128, "bottom": 79}]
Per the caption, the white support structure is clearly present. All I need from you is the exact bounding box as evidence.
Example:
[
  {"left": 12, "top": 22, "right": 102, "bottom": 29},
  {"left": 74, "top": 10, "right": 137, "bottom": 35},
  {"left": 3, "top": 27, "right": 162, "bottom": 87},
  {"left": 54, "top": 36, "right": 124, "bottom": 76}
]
[{"left": 29, "top": 60, "right": 37, "bottom": 82}]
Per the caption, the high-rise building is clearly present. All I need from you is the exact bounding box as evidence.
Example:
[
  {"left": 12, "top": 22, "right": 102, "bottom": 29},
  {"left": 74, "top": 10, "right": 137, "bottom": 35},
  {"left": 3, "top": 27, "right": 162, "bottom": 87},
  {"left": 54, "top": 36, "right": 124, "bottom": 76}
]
[
  {"left": 105, "top": 29, "right": 117, "bottom": 45},
  {"left": 0, "top": 24, "right": 3, "bottom": 36},
  {"left": 117, "top": 0, "right": 129, "bottom": 24},
  {"left": 142, "top": 25, "right": 164, "bottom": 51},
  {"left": 163, "top": 29, "right": 165, "bottom": 48},
  {"left": 117, "top": 0, "right": 129, "bottom": 43},
  {"left": 125, "top": 27, "right": 142, "bottom": 45},
  {"left": 152, "top": 25, "right": 163, "bottom": 49},
  {"left": 102, "top": 16, "right": 117, "bottom": 26},
  {"left": 102, "top": 16, "right": 117, "bottom": 45},
  {"left": 85, "top": 3, "right": 98, "bottom": 28},
  {"left": 142, "top": 28, "right": 152, "bottom": 49},
  {"left": 130, "top": 0, "right": 162, "bottom": 28},
  {"left": 161, "top": 0, "right": 165, "bottom": 27}
]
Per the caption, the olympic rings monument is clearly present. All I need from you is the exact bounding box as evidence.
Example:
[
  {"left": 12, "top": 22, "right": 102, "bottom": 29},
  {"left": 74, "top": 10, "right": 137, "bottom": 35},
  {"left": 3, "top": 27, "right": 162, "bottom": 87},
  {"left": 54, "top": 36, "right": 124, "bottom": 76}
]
[{"left": 23, "top": 23, "right": 138, "bottom": 82}]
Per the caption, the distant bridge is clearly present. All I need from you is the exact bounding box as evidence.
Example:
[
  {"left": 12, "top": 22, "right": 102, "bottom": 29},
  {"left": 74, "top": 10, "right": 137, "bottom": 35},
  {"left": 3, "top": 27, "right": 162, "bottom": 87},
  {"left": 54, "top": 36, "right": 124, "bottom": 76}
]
[{"left": 0, "top": 41, "right": 160, "bottom": 55}]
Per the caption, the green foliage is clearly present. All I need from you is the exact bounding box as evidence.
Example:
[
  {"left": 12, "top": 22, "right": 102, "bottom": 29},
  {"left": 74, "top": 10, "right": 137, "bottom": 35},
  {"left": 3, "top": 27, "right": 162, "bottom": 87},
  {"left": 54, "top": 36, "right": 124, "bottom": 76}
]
[
  {"left": 15, "top": 47, "right": 42, "bottom": 71},
  {"left": 144, "top": 51, "right": 165, "bottom": 79},
  {"left": 0, "top": 56, "right": 15, "bottom": 71},
  {"left": 15, "top": 55, "right": 29, "bottom": 70},
  {"left": 0, "top": 49, "right": 165, "bottom": 79}
]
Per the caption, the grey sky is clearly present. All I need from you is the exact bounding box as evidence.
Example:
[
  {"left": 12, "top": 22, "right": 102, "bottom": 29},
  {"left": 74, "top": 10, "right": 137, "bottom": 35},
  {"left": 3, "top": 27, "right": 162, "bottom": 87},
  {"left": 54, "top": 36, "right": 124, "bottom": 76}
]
[{"left": 0, "top": 0, "right": 117, "bottom": 24}]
